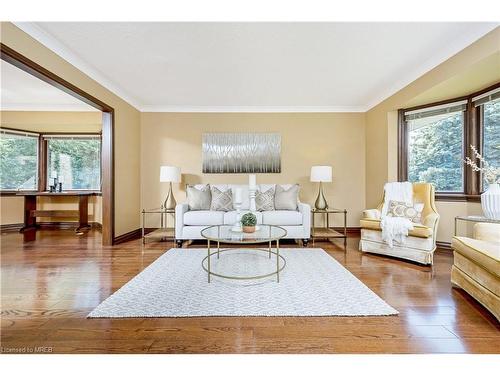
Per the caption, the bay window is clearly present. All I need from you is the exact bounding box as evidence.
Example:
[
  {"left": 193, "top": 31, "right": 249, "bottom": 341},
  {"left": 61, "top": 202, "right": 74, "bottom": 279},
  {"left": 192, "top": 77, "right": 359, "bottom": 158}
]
[
  {"left": 399, "top": 82, "right": 500, "bottom": 200},
  {"left": 0, "top": 129, "right": 101, "bottom": 194}
]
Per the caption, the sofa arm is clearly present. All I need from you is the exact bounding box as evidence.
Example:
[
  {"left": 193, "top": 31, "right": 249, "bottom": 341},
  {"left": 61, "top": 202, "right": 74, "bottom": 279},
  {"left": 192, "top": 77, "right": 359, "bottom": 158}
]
[
  {"left": 422, "top": 212, "right": 439, "bottom": 230},
  {"left": 175, "top": 202, "right": 189, "bottom": 239},
  {"left": 298, "top": 202, "right": 311, "bottom": 238},
  {"left": 363, "top": 209, "right": 381, "bottom": 219},
  {"left": 473, "top": 223, "right": 500, "bottom": 244}
]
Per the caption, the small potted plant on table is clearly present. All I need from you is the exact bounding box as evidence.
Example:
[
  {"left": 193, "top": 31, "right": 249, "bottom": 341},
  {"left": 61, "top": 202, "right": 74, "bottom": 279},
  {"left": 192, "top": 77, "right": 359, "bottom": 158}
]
[{"left": 241, "top": 212, "right": 257, "bottom": 233}]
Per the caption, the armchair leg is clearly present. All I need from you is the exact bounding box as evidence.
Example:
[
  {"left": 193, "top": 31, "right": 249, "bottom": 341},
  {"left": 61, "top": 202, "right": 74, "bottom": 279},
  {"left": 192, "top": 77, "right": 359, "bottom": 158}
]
[
  {"left": 302, "top": 239, "right": 309, "bottom": 247},
  {"left": 176, "top": 240, "right": 183, "bottom": 248}
]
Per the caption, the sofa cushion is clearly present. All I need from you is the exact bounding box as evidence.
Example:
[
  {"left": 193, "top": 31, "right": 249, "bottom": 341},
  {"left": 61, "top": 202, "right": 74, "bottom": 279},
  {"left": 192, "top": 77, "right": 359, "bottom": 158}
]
[
  {"left": 473, "top": 223, "right": 500, "bottom": 244},
  {"left": 262, "top": 210, "right": 302, "bottom": 225},
  {"left": 452, "top": 236, "right": 500, "bottom": 277},
  {"left": 210, "top": 186, "right": 233, "bottom": 211},
  {"left": 360, "top": 218, "right": 432, "bottom": 238},
  {"left": 184, "top": 211, "right": 224, "bottom": 226},
  {"left": 223, "top": 211, "right": 263, "bottom": 225},
  {"left": 186, "top": 184, "right": 211, "bottom": 210},
  {"left": 256, "top": 187, "right": 275, "bottom": 211},
  {"left": 274, "top": 184, "right": 299, "bottom": 210},
  {"left": 211, "top": 184, "right": 251, "bottom": 210},
  {"left": 387, "top": 200, "right": 423, "bottom": 224}
]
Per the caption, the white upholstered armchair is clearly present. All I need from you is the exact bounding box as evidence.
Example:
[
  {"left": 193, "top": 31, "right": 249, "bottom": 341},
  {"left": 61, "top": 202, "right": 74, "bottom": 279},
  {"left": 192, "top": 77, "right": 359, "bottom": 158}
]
[{"left": 359, "top": 183, "right": 440, "bottom": 265}]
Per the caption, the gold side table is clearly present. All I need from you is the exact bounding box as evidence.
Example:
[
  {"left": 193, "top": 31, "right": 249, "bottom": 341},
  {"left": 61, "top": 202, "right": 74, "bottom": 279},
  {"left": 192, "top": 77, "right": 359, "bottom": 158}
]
[
  {"left": 141, "top": 208, "right": 175, "bottom": 244},
  {"left": 311, "top": 208, "right": 347, "bottom": 248}
]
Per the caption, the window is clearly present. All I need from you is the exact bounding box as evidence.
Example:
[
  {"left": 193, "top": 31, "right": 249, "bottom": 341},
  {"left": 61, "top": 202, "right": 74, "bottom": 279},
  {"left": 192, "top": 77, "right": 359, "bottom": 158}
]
[
  {"left": 45, "top": 135, "right": 101, "bottom": 191},
  {"left": 404, "top": 101, "right": 466, "bottom": 192},
  {"left": 0, "top": 130, "right": 39, "bottom": 191},
  {"left": 399, "top": 82, "right": 500, "bottom": 200},
  {"left": 474, "top": 88, "right": 500, "bottom": 190},
  {"left": 0, "top": 129, "right": 101, "bottom": 194}
]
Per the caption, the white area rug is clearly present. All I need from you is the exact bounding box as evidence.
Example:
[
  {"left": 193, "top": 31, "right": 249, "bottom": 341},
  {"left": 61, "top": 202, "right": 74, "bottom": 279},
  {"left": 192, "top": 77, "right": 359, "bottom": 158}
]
[{"left": 88, "top": 248, "right": 398, "bottom": 318}]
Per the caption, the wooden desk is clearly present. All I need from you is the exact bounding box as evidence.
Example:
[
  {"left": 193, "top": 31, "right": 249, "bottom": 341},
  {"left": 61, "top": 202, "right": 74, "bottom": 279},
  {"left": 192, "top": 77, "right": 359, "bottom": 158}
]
[{"left": 16, "top": 192, "right": 98, "bottom": 242}]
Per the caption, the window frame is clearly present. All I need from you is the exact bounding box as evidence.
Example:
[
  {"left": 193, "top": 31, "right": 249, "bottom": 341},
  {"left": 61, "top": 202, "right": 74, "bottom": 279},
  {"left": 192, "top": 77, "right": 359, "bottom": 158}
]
[
  {"left": 0, "top": 127, "right": 102, "bottom": 196},
  {"left": 398, "top": 81, "right": 500, "bottom": 202}
]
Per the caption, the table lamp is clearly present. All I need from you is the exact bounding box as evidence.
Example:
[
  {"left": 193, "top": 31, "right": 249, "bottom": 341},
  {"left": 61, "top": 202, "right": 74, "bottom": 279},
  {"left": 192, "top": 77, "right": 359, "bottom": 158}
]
[
  {"left": 160, "top": 166, "right": 181, "bottom": 210},
  {"left": 310, "top": 166, "right": 332, "bottom": 210}
]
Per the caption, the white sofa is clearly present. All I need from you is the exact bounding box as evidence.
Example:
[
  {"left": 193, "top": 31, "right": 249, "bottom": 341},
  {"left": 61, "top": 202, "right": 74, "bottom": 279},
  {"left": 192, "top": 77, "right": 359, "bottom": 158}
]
[{"left": 175, "top": 184, "right": 311, "bottom": 247}]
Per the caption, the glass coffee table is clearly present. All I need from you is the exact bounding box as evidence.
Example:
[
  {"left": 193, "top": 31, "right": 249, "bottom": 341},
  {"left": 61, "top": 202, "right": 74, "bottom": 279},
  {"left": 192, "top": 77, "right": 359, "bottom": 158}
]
[{"left": 200, "top": 224, "right": 287, "bottom": 283}]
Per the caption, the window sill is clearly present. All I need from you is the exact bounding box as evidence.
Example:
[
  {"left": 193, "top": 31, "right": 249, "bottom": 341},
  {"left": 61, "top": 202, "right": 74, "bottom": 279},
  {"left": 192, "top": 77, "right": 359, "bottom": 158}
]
[
  {"left": 0, "top": 190, "right": 102, "bottom": 197},
  {"left": 0, "top": 190, "right": 37, "bottom": 196},
  {"left": 435, "top": 193, "right": 481, "bottom": 202},
  {"left": 47, "top": 190, "right": 102, "bottom": 196}
]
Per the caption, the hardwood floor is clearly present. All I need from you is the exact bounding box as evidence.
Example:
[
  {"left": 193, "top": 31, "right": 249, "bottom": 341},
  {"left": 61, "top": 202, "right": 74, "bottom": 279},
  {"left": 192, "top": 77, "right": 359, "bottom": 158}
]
[{"left": 1, "top": 229, "right": 498, "bottom": 354}]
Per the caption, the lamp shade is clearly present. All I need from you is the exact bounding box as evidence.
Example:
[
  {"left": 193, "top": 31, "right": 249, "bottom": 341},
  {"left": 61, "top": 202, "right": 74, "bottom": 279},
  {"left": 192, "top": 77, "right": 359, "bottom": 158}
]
[
  {"left": 310, "top": 166, "right": 332, "bottom": 182},
  {"left": 160, "top": 166, "right": 181, "bottom": 183}
]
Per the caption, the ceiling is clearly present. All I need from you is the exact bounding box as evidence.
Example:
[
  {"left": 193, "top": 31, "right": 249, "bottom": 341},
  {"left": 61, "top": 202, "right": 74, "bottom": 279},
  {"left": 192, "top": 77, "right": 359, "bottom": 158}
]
[
  {"left": 15, "top": 22, "right": 499, "bottom": 112},
  {"left": 0, "top": 59, "right": 98, "bottom": 111},
  {"left": 405, "top": 51, "right": 500, "bottom": 108}
]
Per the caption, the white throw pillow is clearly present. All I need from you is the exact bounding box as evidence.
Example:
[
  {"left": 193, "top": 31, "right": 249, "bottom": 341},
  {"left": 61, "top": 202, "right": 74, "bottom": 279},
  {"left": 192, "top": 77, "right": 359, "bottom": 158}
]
[
  {"left": 387, "top": 200, "right": 423, "bottom": 223},
  {"left": 256, "top": 187, "right": 275, "bottom": 211},
  {"left": 210, "top": 186, "right": 233, "bottom": 212},
  {"left": 186, "top": 185, "right": 211, "bottom": 211},
  {"left": 274, "top": 184, "right": 299, "bottom": 211}
]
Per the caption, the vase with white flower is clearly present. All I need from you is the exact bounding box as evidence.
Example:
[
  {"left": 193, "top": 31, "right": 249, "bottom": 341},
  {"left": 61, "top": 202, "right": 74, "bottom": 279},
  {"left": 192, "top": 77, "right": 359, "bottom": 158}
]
[{"left": 464, "top": 145, "right": 500, "bottom": 219}]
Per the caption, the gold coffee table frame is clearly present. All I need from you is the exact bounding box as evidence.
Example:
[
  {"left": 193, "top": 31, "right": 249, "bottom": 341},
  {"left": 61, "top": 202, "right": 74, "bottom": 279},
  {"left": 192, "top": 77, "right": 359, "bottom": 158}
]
[{"left": 201, "top": 225, "right": 287, "bottom": 283}]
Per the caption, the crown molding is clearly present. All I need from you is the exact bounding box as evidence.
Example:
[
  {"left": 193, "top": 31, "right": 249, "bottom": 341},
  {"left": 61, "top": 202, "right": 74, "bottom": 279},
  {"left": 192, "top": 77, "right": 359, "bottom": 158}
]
[
  {"left": 140, "top": 105, "right": 367, "bottom": 113},
  {"left": 13, "top": 22, "right": 143, "bottom": 111},
  {"left": 1, "top": 103, "right": 99, "bottom": 112},
  {"left": 364, "top": 23, "right": 499, "bottom": 111}
]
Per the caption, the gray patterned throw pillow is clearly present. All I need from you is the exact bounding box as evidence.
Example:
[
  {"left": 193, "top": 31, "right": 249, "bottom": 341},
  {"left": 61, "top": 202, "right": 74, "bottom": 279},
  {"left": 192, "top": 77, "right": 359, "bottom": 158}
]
[
  {"left": 210, "top": 187, "right": 233, "bottom": 211},
  {"left": 274, "top": 184, "right": 299, "bottom": 210},
  {"left": 186, "top": 185, "right": 211, "bottom": 210},
  {"left": 256, "top": 187, "right": 275, "bottom": 211}
]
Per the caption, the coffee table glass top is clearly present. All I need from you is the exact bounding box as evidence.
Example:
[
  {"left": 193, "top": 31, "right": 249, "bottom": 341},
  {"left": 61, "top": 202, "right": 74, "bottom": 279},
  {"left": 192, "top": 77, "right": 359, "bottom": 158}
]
[{"left": 201, "top": 225, "right": 286, "bottom": 244}]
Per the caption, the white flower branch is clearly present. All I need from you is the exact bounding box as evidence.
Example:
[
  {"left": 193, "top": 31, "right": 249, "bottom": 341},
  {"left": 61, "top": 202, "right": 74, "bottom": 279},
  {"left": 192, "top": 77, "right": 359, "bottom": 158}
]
[{"left": 463, "top": 145, "right": 500, "bottom": 184}]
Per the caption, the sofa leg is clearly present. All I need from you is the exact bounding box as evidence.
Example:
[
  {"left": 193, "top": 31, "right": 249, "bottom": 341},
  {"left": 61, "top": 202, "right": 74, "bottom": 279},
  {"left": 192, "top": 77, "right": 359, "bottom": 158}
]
[
  {"left": 302, "top": 239, "right": 309, "bottom": 247},
  {"left": 176, "top": 240, "right": 183, "bottom": 248}
]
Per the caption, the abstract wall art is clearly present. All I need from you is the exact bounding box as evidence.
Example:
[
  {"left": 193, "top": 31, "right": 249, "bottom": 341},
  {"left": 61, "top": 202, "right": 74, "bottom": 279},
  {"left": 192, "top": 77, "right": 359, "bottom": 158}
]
[{"left": 202, "top": 133, "right": 281, "bottom": 173}]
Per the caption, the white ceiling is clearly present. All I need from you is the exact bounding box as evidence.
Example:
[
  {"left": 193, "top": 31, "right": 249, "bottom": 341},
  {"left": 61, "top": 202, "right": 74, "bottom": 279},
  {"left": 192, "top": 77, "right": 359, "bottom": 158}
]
[
  {"left": 0, "top": 59, "right": 98, "bottom": 111},
  {"left": 15, "top": 22, "right": 499, "bottom": 112}
]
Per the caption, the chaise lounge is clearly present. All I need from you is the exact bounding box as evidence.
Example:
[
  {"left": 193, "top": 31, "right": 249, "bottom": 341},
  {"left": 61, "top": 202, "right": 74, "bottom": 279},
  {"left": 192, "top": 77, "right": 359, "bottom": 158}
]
[{"left": 451, "top": 223, "right": 500, "bottom": 321}]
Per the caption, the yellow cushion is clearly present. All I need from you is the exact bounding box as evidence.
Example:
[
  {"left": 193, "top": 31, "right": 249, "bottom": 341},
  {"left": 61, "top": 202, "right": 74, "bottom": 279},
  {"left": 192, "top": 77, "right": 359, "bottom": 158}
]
[
  {"left": 474, "top": 223, "right": 500, "bottom": 244},
  {"left": 360, "top": 218, "right": 433, "bottom": 238},
  {"left": 452, "top": 236, "right": 500, "bottom": 277}
]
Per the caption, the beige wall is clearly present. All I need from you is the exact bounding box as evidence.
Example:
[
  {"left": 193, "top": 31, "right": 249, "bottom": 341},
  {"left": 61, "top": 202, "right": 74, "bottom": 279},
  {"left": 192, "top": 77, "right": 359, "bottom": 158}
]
[
  {"left": 141, "top": 112, "right": 366, "bottom": 228},
  {"left": 0, "top": 110, "right": 102, "bottom": 132},
  {"left": 365, "top": 27, "right": 500, "bottom": 243},
  {"left": 1, "top": 23, "right": 141, "bottom": 236},
  {"left": 0, "top": 110, "right": 103, "bottom": 225}
]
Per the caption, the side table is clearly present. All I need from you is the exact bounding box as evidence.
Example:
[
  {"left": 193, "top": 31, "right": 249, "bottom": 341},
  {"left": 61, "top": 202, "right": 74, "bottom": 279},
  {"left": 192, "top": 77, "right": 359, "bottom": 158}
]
[
  {"left": 311, "top": 208, "right": 347, "bottom": 247},
  {"left": 141, "top": 208, "right": 175, "bottom": 244},
  {"left": 454, "top": 215, "right": 500, "bottom": 236}
]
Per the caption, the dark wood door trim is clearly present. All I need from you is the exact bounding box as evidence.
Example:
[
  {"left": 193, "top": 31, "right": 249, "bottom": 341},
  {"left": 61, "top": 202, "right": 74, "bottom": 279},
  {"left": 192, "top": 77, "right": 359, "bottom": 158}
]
[{"left": 1, "top": 43, "right": 115, "bottom": 245}]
